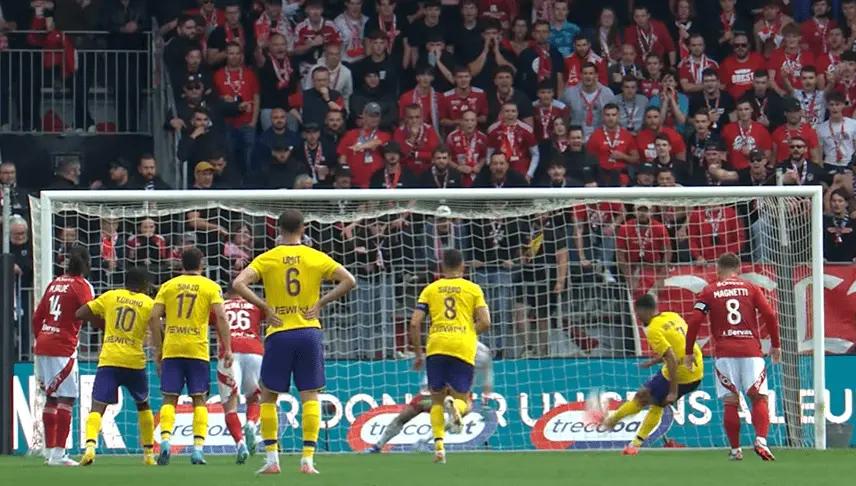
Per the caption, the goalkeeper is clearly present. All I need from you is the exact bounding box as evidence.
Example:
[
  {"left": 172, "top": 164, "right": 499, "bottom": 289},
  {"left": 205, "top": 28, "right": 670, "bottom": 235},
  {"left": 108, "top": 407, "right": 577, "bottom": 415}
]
[
  {"left": 595, "top": 294, "right": 703, "bottom": 455},
  {"left": 369, "top": 341, "right": 493, "bottom": 453}
]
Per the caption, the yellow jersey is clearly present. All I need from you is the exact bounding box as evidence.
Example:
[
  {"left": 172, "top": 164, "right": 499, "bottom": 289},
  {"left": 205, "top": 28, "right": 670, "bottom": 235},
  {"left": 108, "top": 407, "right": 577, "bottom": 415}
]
[
  {"left": 248, "top": 244, "right": 341, "bottom": 335},
  {"left": 154, "top": 274, "right": 224, "bottom": 361},
  {"left": 417, "top": 277, "right": 488, "bottom": 365},
  {"left": 87, "top": 289, "right": 154, "bottom": 369},
  {"left": 646, "top": 311, "right": 704, "bottom": 384}
]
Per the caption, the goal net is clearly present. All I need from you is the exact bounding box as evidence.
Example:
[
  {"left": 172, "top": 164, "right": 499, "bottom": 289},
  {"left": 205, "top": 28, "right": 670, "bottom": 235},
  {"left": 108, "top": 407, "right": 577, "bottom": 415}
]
[{"left": 21, "top": 187, "right": 825, "bottom": 454}]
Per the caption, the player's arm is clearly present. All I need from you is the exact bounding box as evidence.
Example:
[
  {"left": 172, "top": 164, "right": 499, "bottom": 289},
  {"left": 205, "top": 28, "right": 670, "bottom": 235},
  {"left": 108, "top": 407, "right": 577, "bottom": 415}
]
[
  {"left": 211, "top": 302, "right": 233, "bottom": 367},
  {"left": 74, "top": 302, "right": 105, "bottom": 330},
  {"left": 409, "top": 305, "right": 427, "bottom": 370},
  {"left": 662, "top": 348, "right": 680, "bottom": 403},
  {"left": 478, "top": 351, "right": 494, "bottom": 400},
  {"left": 755, "top": 287, "right": 782, "bottom": 363},
  {"left": 475, "top": 306, "right": 491, "bottom": 334},
  {"left": 638, "top": 355, "right": 663, "bottom": 369},
  {"left": 232, "top": 266, "right": 276, "bottom": 322},
  {"left": 684, "top": 307, "right": 706, "bottom": 369},
  {"left": 148, "top": 303, "right": 166, "bottom": 372},
  {"left": 305, "top": 265, "right": 357, "bottom": 319}
]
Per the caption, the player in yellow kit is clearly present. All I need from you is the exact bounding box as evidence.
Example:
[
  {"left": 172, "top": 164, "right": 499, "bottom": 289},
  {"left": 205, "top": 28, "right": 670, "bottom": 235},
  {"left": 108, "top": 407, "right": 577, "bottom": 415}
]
[
  {"left": 594, "top": 294, "right": 704, "bottom": 455},
  {"left": 409, "top": 248, "right": 491, "bottom": 465},
  {"left": 148, "top": 248, "right": 232, "bottom": 466},
  {"left": 75, "top": 267, "right": 156, "bottom": 466},
  {"left": 232, "top": 209, "right": 356, "bottom": 475}
]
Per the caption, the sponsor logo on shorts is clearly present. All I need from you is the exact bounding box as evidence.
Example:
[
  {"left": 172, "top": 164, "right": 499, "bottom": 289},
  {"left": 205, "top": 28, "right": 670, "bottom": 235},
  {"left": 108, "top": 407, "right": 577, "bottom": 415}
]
[
  {"left": 347, "top": 404, "right": 498, "bottom": 452},
  {"left": 529, "top": 402, "right": 672, "bottom": 450}
]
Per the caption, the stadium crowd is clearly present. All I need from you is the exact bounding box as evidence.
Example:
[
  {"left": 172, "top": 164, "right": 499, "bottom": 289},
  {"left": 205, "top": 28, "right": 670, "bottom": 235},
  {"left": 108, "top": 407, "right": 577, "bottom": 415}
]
[{"left": 4, "top": 0, "right": 856, "bottom": 359}]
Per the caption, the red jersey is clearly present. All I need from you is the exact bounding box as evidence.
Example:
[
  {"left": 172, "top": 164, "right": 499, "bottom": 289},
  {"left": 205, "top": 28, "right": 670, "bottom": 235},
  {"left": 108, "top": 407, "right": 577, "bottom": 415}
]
[
  {"left": 563, "top": 52, "right": 608, "bottom": 87},
  {"left": 336, "top": 128, "right": 391, "bottom": 188},
  {"left": 440, "top": 88, "right": 488, "bottom": 122},
  {"left": 294, "top": 19, "right": 341, "bottom": 48},
  {"left": 719, "top": 53, "right": 766, "bottom": 100},
  {"left": 817, "top": 51, "right": 841, "bottom": 81},
  {"left": 446, "top": 129, "right": 488, "bottom": 187},
  {"left": 833, "top": 79, "right": 856, "bottom": 116},
  {"left": 398, "top": 88, "right": 440, "bottom": 129},
  {"left": 392, "top": 123, "right": 441, "bottom": 176},
  {"left": 771, "top": 123, "right": 820, "bottom": 161},
  {"left": 623, "top": 21, "right": 675, "bottom": 64},
  {"left": 221, "top": 298, "right": 263, "bottom": 356},
  {"left": 678, "top": 55, "right": 719, "bottom": 87},
  {"left": 722, "top": 121, "right": 772, "bottom": 170},
  {"left": 479, "top": 0, "right": 517, "bottom": 23},
  {"left": 572, "top": 202, "right": 624, "bottom": 229},
  {"left": 768, "top": 48, "right": 815, "bottom": 91},
  {"left": 635, "top": 127, "right": 687, "bottom": 162},
  {"left": 32, "top": 275, "right": 94, "bottom": 357},
  {"left": 486, "top": 120, "right": 537, "bottom": 176},
  {"left": 800, "top": 17, "right": 837, "bottom": 56},
  {"left": 690, "top": 277, "right": 780, "bottom": 358},
  {"left": 686, "top": 206, "right": 746, "bottom": 262},
  {"left": 616, "top": 219, "right": 671, "bottom": 264},
  {"left": 213, "top": 66, "right": 260, "bottom": 128},
  {"left": 531, "top": 100, "right": 569, "bottom": 141},
  {"left": 586, "top": 126, "right": 637, "bottom": 174}
]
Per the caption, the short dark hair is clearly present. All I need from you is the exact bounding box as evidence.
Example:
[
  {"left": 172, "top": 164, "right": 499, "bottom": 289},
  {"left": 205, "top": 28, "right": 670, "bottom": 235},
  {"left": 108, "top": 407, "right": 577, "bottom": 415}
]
[
  {"left": 494, "top": 65, "right": 515, "bottom": 78},
  {"left": 442, "top": 248, "right": 464, "bottom": 270},
  {"left": 125, "top": 267, "right": 151, "bottom": 293},
  {"left": 802, "top": 65, "right": 818, "bottom": 75},
  {"left": 701, "top": 68, "right": 718, "bottom": 79},
  {"left": 181, "top": 247, "right": 204, "bottom": 271},
  {"left": 827, "top": 91, "right": 846, "bottom": 104},
  {"left": 278, "top": 209, "right": 305, "bottom": 234},
  {"left": 602, "top": 102, "right": 619, "bottom": 112},
  {"left": 753, "top": 69, "right": 769, "bottom": 79},
  {"left": 717, "top": 252, "right": 741, "bottom": 271},
  {"left": 66, "top": 246, "right": 90, "bottom": 277},
  {"left": 634, "top": 293, "right": 657, "bottom": 311},
  {"left": 138, "top": 153, "right": 155, "bottom": 164}
]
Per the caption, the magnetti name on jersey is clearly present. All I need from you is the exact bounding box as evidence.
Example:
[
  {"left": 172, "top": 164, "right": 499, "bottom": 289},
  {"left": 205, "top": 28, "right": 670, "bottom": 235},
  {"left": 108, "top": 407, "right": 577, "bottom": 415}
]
[
  {"left": 115, "top": 296, "right": 146, "bottom": 307},
  {"left": 713, "top": 288, "right": 750, "bottom": 298}
]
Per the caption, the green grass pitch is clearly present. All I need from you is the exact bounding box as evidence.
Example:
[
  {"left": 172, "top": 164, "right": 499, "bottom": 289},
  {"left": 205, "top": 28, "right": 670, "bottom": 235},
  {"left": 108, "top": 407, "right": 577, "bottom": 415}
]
[{"left": 1, "top": 450, "right": 852, "bottom": 486}]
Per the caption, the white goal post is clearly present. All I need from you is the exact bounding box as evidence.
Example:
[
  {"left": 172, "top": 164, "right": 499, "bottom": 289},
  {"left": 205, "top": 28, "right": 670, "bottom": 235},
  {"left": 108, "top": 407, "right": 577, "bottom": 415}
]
[{"left": 27, "top": 186, "right": 825, "bottom": 453}]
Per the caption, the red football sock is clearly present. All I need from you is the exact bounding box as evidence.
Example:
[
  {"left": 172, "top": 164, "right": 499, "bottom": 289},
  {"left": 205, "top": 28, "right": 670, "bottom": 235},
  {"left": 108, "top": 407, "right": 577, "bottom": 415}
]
[
  {"left": 42, "top": 405, "right": 57, "bottom": 449},
  {"left": 225, "top": 411, "right": 244, "bottom": 443},
  {"left": 55, "top": 403, "right": 73, "bottom": 450},
  {"left": 751, "top": 396, "right": 770, "bottom": 440},
  {"left": 246, "top": 402, "right": 260, "bottom": 424},
  {"left": 723, "top": 403, "right": 741, "bottom": 449}
]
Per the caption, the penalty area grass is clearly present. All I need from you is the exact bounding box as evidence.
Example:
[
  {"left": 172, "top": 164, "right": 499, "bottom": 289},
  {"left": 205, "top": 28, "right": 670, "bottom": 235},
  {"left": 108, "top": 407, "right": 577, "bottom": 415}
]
[{"left": 0, "top": 449, "right": 850, "bottom": 486}]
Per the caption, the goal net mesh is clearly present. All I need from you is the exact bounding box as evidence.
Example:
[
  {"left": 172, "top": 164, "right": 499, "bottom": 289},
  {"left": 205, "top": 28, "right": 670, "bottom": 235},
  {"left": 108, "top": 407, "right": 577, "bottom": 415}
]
[{"left": 27, "top": 191, "right": 819, "bottom": 453}]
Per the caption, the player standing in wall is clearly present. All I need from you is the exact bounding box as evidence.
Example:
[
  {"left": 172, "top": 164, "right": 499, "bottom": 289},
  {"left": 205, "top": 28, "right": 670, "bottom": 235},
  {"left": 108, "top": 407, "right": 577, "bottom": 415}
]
[
  {"left": 685, "top": 252, "right": 781, "bottom": 461},
  {"left": 232, "top": 209, "right": 356, "bottom": 475},
  {"left": 214, "top": 287, "right": 265, "bottom": 464},
  {"left": 148, "top": 248, "right": 232, "bottom": 466},
  {"left": 76, "top": 267, "right": 156, "bottom": 466},
  {"left": 32, "top": 247, "right": 94, "bottom": 466},
  {"left": 410, "top": 248, "right": 491, "bottom": 464}
]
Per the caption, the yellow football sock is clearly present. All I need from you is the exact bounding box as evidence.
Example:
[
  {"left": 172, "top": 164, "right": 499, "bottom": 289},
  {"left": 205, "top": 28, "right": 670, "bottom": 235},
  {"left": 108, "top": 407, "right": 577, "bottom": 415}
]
[
  {"left": 302, "top": 400, "right": 321, "bottom": 459},
  {"left": 159, "top": 404, "right": 175, "bottom": 441},
  {"left": 138, "top": 409, "right": 154, "bottom": 449},
  {"left": 260, "top": 402, "right": 279, "bottom": 453},
  {"left": 85, "top": 411, "right": 102, "bottom": 447},
  {"left": 193, "top": 405, "right": 208, "bottom": 447},
  {"left": 430, "top": 404, "right": 445, "bottom": 451},
  {"left": 608, "top": 399, "right": 644, "bottom": 425},
  {"left": 453, "top": 398, "right": 469, "bottom": 417},
  {"left": 631, "top": 405, "right": 664, "bottom": 447}
]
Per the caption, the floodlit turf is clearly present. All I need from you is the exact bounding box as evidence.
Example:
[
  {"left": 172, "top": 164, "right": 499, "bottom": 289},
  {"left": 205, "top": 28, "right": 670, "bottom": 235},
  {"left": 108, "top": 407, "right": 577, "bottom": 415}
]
[{"left": 2, "top": 450, "right": 851, "bottom": 486}]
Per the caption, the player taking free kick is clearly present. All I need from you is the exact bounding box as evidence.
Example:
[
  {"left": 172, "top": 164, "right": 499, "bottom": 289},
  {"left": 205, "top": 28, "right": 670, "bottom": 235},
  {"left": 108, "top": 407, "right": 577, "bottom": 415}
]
[
  {"left": 596, "top": 294, "right": 703, "bottom": 456},
  {"left": 410, "top": 248, "right": 491, "bottom": 465},
  {"left": 232, "top": 209, "right": 356, "bottom": 475},
  {"left": 148, "top": 248, "right": 233, "bottom": 466},
  {"left": 32, "top": 247, "right": 94, "bottom": 466},
  {"left": 685, "top": 252, "right": 781, "bottom": 461},
  {"left": 76, "top": 267, "right": 156, "bottom": 466}
]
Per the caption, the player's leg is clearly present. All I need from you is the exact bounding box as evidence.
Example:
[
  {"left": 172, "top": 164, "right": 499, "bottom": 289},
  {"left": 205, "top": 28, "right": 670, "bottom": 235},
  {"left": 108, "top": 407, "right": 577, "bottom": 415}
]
[
  {"left": 49, "top": 358, "right": 79, "bottom": 466},
  {"left": 371, "top": 403, "right": 424, "bottom": 452},
  {"left": 186, "top": 359, "right": 211, "bottom": 465},
  {"left": 81, "top": 367, "right": 119, "bottom": 465},
  {"left": 292, "top": 328, "right": 326, "bottom": 474},
  {"left": 744, "top": 358, "right": 774, "bottom": 461},
  {"left": 603, "top": 386, "right": 650, "bottom": 429},
  {"left": 622, "top": 382, "right": 661, "bottom": 455},
  {"left": 256, "top": 332, "right": 294, "bottom": 475},
  {"left": 219, "top": 355, "right": 248, "bottom": 463},
  {"left": 157, "top": 358, "right": 183, "bottom": 465},
  {"left": 425, "top": 355, "right": 449, "bottom": 462},
  {"left": 715, "top": 358, "right": 744, "bottom": 460},
  {"left": 124, "top": 368, "right": 156, "bottom": 465},
  {"left": 35, "top": 356, "right": 57, "bottom": 462},
  {"left": 240, "top": 353, "right": 263, "bottom": 454}
]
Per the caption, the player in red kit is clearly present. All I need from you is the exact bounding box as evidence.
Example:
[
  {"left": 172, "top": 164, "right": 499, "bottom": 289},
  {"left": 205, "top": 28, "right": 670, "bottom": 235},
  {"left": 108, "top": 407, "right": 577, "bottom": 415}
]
[
  {"left": 685, "top": 253, "right": 781, "bottom": 462},
  {"left": 32, "top": 248, "right": 94, "bottom": 466},
  {"left": 215, "top": 288, "right": 264, "bottom": 463}
]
